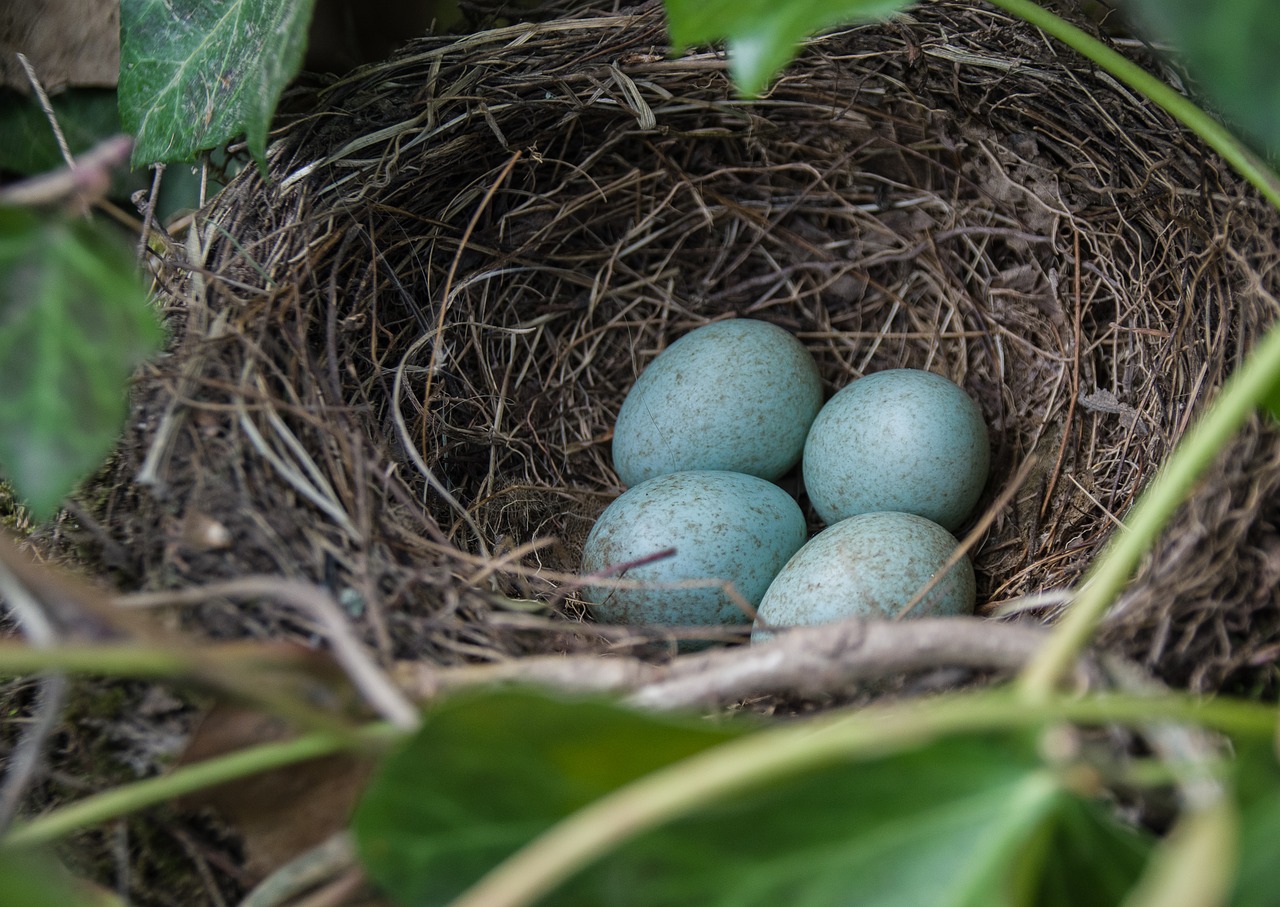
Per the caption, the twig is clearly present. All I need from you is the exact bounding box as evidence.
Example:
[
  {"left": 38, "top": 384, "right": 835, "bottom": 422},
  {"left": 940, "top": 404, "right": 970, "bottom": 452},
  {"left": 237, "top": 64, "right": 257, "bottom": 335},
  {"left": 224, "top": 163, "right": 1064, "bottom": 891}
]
[
  {"left": 1100, "top": 654, "right": 1228, "bottom": 808},
  {"left": 0, "top": 553, "right": 66, "bottom": 834},
  {"left": 137, "top": 163, "right": 166, "bottom": 260},
  {"left": 16, "top": 54, "right": 73, "bottom": 167},
  {"left": 136, "top": 223, "right": 217, "bottom": 494},
  {"left": 896, "top": 453, "right": 1040, "bottom": 619},
  {"left": 395, "top": 615, "right": 1060, "bottom": 711},
  {"left": 289, "top": 868, "right": 366, "bottom": 907},
  {"left": 115, "top": 578, "right": 419, "bottom": 730},
  {"left": 239, "top": 832, "right": 355, "bottom": 907},
  {"left": 400, "top": 150, "right": 523, "bottom": 554},
  {"left": 0, "top": 673, "right": 67, "bottom": 834},
  {"left": 0, "top": 133, "right": 133, "bottom": 209},
  {"left": 1040, "top": 228, "right": 1082, "bottom": 520},
  {"left": 170, "top": 823, "right": 230, "bottom": 907},
  {"left": 9, "top": 52, "right": 123, "bottom": 216}
]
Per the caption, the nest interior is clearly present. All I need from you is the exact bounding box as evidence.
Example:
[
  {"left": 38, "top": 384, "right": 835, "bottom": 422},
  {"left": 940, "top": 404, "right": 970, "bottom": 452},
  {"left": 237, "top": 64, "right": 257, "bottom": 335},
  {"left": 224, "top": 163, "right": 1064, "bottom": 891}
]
[{"left": 101, "top": 0, "right": 1280, "bottom": 691}]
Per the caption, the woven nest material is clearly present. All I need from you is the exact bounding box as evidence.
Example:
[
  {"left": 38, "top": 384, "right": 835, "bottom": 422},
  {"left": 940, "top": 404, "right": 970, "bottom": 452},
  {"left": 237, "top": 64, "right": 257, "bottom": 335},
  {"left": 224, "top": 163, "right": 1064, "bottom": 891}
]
[{"left": 103, "top": 0, "right": 1280, "bottom": 693}]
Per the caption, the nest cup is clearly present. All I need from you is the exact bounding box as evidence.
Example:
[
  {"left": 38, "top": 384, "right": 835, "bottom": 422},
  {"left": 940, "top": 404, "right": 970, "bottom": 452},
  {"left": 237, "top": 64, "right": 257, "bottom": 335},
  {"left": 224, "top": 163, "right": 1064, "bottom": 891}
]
[{"left": 105, "top": 1, "right": 1280, "bottom": 690}]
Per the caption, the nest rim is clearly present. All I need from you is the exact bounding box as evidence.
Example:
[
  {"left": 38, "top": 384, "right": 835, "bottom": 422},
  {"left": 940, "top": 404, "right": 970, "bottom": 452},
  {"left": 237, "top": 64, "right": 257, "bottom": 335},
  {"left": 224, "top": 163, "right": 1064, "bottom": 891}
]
[{"left": 86, "top": 0, "right": 1280, "bottom": 695}]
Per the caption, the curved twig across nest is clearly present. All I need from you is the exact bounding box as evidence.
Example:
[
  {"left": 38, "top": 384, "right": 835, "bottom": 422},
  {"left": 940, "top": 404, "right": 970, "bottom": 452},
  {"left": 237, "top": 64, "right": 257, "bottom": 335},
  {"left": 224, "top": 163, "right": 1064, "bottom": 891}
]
[{"left": 108, "top": 0, "right": 1280, "bottom": 694}]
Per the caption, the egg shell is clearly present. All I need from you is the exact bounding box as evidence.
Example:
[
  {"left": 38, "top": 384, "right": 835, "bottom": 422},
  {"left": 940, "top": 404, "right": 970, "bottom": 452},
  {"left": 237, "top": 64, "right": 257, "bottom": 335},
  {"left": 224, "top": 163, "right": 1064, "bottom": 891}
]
[
  {"left": 612, "top": 319, "right": 823, "bottom": 487},
  {"left": 753, "top": 511, "right": 975, "bottom": 640},
  {"left": 803, "top": 368, "right": 990, "bottom": 531},
  {"left": 580, "top": 470, "right": 808, "bottom": 632}
]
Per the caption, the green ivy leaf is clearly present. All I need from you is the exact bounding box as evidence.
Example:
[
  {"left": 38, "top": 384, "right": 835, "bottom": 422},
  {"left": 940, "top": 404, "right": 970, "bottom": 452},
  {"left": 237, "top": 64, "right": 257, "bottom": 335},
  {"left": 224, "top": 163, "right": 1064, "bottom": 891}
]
[
  {"left": 1031, "top": 795, "right": 1154, "bottom": 907},
  {"left": 354, "top": 689, "right": 747, "bottom": 905},
  {"left": 1229, "top": 741, "right": 1280, "bottom": 906},
  {"left": 560, "top": 736, "right": 1149, "bottom": 907},
  {"left": 0, "top": 207, "right": 164, "bottom": 519},
  {"left": 118, "top": 0, "right": 318, "bottom": 171},
  {"left": 0, "top": 90, "right": 125, "bottom": 177},
  {"left": 353, "top": 689, "right": 1151, "bottom": 906},
  {"left": 664, "top": 0, "right": 914, "bottom": 96},
  {"left": 1034, "top": 788, "right": 1157, "bottom": 900},
  {"left": 1120, "top": 0, "right": 1280, "bottom": 158},
  {"left": 0, "top": 848, "right": 102, "bottom": 907}
]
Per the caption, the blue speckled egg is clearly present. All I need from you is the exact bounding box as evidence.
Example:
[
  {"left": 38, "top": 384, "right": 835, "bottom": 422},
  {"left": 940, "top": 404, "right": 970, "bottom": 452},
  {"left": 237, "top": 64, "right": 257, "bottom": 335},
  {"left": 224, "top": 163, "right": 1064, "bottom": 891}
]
[
  {"left": 612, "top": 319, "right": 823, "bottom": 487},
  {"left": 803, "top": 368, "right": 989, "bottom": 531},
  {"left": 580, "top": 470, "right": 807, "bottom": 634},
  {"left": 753, "top": 511, "right": 975, "bottom": 640}
]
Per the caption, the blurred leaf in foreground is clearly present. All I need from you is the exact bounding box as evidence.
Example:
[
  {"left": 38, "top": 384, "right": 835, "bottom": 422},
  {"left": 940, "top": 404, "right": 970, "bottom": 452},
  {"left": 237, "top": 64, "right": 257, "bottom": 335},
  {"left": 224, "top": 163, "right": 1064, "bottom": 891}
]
[
  {"left": 354, "top": 689, "right": 747, "bottom": 905},
  {"left": 0, "top": 848, "right": 107, "bottom": 907},
  {"left": 118, "top": 0, "right": 318, "bottom": 170},
  {"left": 664, "top": 0, "right": 913, "bottom": 96},
  {"left": 1031, "top": 792, "right": 1153, "bottom": 907},
  {"left": 0, "top": 91, "right": 147, "bottom": 203},
  {"left": 0, "top": 90, "right": 124, "bottom": 177},
  {"left": 558, "top": 736, "right": 1149, "bottom": 907},
  {"left": 1229, "top": 741, "right": 1280, "bottom": 907},
  {"left": 0, "top": 207, "right": 163, "bottom": 518},
  {"left": 354, "top": 688, "right": 1152, "bottom": 906},
  {"left": 1121, "top": 0, "right": 1280, "bottom": 158}
]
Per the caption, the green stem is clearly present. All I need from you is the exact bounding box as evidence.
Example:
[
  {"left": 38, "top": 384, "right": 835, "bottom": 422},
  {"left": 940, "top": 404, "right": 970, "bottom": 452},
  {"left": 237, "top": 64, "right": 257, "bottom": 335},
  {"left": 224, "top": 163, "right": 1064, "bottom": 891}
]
[
  {"left": 2, "top": 722, "right": 403, "bottom": 850},
  {"left": 0, "top": 641, "right": 313, "bottom": 680},
  {"left": 447, "top": 690, "right": 1276, "bottom": 907},
  {"left": 981, "top": 0, "right": 1280, "bottom": 209},
  {"left": 0, "top": 641, "right": 361, "bottom": 738},
  {"left": 0, "top": 642, "right": 191, "bottom": 678},
  {"left": 1119, "top": 798, "right": 1238, "bottom": 907}
]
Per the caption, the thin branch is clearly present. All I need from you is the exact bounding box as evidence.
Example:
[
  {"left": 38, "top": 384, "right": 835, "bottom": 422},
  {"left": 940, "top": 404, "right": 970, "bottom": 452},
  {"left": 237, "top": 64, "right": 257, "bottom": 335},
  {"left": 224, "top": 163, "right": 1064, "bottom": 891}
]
[
  {"left": 397, "top": 615, "right": 1060, "bottom": 711},
  {"left": 239, "top": 832, "right": 356, "bottom": 907},
  {"left": 16, "top": 54, "right": 73, "bottom": 167},
  {"left": 0, "top": 134, "right": 133, "bottom": 209},
  {"left": 896, "top": 453, "right": 1040, "bottom": 619},
  {"left": 0, "top": 556, "right": 66, "bottom": 834},
  {"left": 137, "top": 163, "right": 166, "bottom": 260},
  {"left": 116, "top": 578, "right": 420, "bottom": 730}
]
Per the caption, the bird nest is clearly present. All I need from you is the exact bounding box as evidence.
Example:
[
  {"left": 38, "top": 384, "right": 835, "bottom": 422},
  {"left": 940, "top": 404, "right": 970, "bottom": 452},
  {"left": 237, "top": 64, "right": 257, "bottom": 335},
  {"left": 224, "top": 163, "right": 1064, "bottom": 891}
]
[{"left": 98, "top": 0, "right": 1280, "bottom": 695}]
